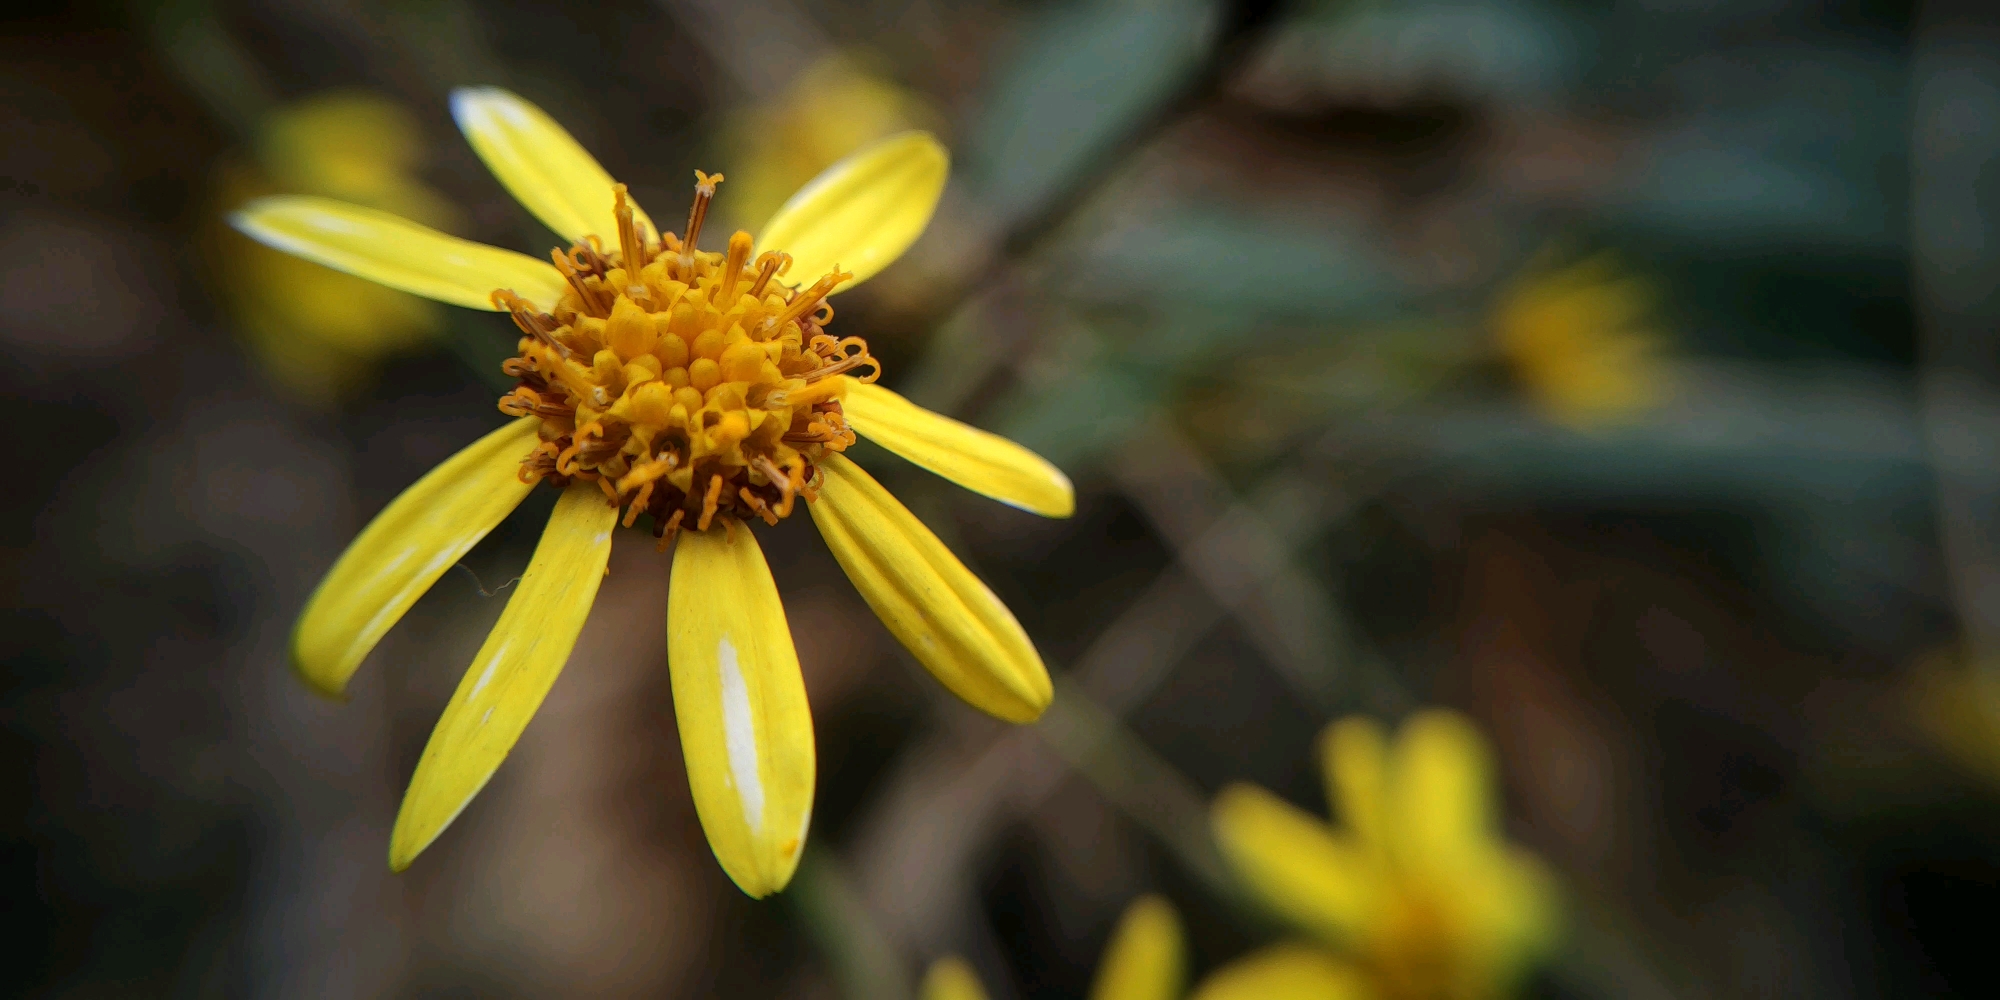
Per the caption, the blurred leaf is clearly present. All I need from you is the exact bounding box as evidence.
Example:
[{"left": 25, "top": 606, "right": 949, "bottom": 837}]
[
  {"left": 992, "top": 215, "right": 1410, "bottom": 470},
  {"left": 1058, "top": 210, "right": 1395, "bottom": 320},
  {"left": 968, "top": 0, "right": 1220, "bottom": 221},
  {"left": 996, "top": 351, "right": 1154, "bottom": 471},
  {"left": 1609, "top": 47, "right": 1906, "bottom": 249},
  {"left": 143, "top": 0, "right": 278, "bottom": 138},
  {"left": 1241, "top": 0, "right": 1579, "bottom": 106}
]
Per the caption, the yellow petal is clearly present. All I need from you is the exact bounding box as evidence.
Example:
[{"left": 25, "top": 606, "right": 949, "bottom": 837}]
[
  {"left": 919, "top": 957, "right": 990, "bottom": 1000},
  {"left": 389, "top": 482, "right": 616, "bottom": 870},
  {"left": 1188, "top": 943, "right": 1368, "bottom": 1000},
  {"left": 1089, "top": 895, "right": 1185, "bottom": 1000},
  {"left": 669, "top": 524, "right": 816, "bottom": 898},
  {"left": 292, "top": 417, "right": 540, "bottom": 697},
  {"left": 231, "top": 196, "right": 569, "bottom": 310},
  {"left": 756, "top": 131, "right": 947, "bottom": 291},
  {"left": 1448, "top": 846, "right": 1563, "bottom": 983},
  {"left": 842, "top": 378, "right": 1074, "bottom": 517},
  {"left": 450, "top": 87, "right": 654, "bottom": 244},
  {"left": 1211, "top": 783, "right": 1381, "bottom": 945},
  {"left": 809, "top": 454, "right": 1053, "bottom": 722},
  {"left": 1320, "top": 716, "right": 1388, "bottom": 850},
  {"left": 1389, "top": 709, "right": 1494, "bottom": 868}
]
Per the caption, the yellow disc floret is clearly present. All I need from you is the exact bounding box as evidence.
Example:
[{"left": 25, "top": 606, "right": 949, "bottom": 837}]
[{"left": 490, "top": 172, "right": 878, "bottom": 542}]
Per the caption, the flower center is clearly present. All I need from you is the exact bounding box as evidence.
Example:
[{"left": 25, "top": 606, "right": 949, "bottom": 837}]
[{"left": 490, "top": 172, "right": 879, "bottom": 542}]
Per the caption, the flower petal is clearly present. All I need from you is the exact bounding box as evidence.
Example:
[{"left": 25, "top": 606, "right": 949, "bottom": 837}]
[
  {"left": 450, "top": 86, "right": 653, "bottom": 244},
  {"left": 292, "top": 417, "right": 540, "bottom": 697},
  {"left": 1188, "top": 943, "right": 1368, "bottom": 1000},
  {"left": 809, "top": 455, "right": 1053, "bottom": 722},
  {"left": 919, "top": 957, "right": 990, "bottom": 1000},
  {"left": 756, "top": 131, "right": 947, "bottom": 291},
  {"left": 389, "top": 482, "right": 617, "bottom": 870},
  {"left": 841, "top": 378, "right": 1074, "bottom": 517},
  {"left": 1320, "top": 716, "right": 1388, "bottom": 850},
  {"left": 1089, "top": 895, "right": 1185, "bottom": 1000},
  {"left": 1389, "top": 709, "right": 1494, "bottom": 868},
  {"left": 669, "top": 524, "right": 816, "bottom": 898},
  {"left": 231, "top": 196, "right": 569, "bottom": 310},
  {"left": 1210, "top": 783, "right": 1381, "bottom": 945}
]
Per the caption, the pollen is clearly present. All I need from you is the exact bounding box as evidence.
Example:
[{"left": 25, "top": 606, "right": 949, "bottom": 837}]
[{"left": 490, "top": 173, "right": 878, "bottom": 541}]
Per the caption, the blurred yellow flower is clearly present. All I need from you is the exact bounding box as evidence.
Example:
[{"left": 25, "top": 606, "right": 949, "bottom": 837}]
[
  {"left": 1201, "top": 710, "right": 1558, "bottom": 1000},
  {"left": 1493, "top": 252, "right": 1668, "bottom": 429},
  {"left": 1906, "top": 651, "right": 2000, "bottom": 788},
  {"left": 211, "top": 91, "right": 458, "bottom": 403},
  {"left": 923, "top": 895, "right": 1186, "bottom": 1000},
  {"left": 233, "top": 88, "right": 1072, "bottom": 896},
  {"left": 719, "top": 52, "right": 942, "bottom": 233}
]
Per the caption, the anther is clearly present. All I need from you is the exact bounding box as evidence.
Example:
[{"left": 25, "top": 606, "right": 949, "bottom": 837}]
[
  {"left": 754, "top": 457, "right": 799, "bottom": 518},
  {"left": 717, "top": 231, "right": 754, "bottom": 305},
  {"left": 762, "top": 267, "right": 854, "bottom": 336},
  {"left": 613, "top": 183, "right": 649, "bottom": 272},
  {"left": 551, "top": 249, "right": 608, "bottom": 318},
  {"left": 494, "top": 290, "right": 574, "bottom": 359},
  {"left": 747, "top": 252, "right": 788, "bottom": 300},
  {"left": 679, "top": 170, "right": 724, "bottom": 275},
  {"left": 656, "top": 509, "right": 685, "bottom": 552},
  {"left": 622, "top": 481, "right": 653, "bottom": 528},
  {"left": 697, "top": 473, "right": 725, "bottom": 532},
  {"left": 738, "top": 488, "right": 778, "bottom": 526}
]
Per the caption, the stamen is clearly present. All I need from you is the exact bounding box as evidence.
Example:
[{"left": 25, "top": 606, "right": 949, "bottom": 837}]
[
  {"left": 747, "top": 252, "right": 788, "bottom": 300},
  {"left": 679, "top": 170, "right": 724, "bottom": 274},
  {"left": 697, "top": 473, "right": 725, "bottom": 532},
  {"left": 754, "top": 457, "right": 799, "bottom": 518},
  {"left": 762, "top": 268, "right": 854, "bottom": 336},
  {"left": 738, "top": 488, "right": 778, "bottom": 526},
  {"left": 570, "top": 237, "right": 611, "bottom": 276},
  {"left": 655, "top": 509, "right": 685, "bottom": 552},
  {"left": 717, "top": 231, "right": 754, "bottom": 306},
  {"left": 622, "top": 481, "right": 653, "bottom": 527},
  {"left": 800, "top": 336, "right": 878, "bottom": 383},
  {"left": 493, "top": 290, "right": 575, "bottom": 360},
  {"left": 551, "top": 250, "right": 608, "bottom": 318},
  {"left": 614, "top": 183, "right": 649, "bottom": 272}
]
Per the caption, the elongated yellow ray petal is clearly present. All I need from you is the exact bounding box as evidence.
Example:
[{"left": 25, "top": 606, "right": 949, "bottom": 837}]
[
  {"left": 231, "top": 196, "right": 569, "bottom": 310},
  {"left": 756, "top": 131, "right": 947, "bottom": 291},
  {"left": 451, "top": 87, "right": 653, "bottom": 244},
  {"left": 389, "top": 483, "right": 616, "bottom": 871},
  {"left": 920, "top": 957, "right": 990, "bottom": 1000},
  {"left": 292, "top": 417, "right": 540, "bottom": 697},
  {"left": 1088, "top": 895, "right": 1185, "bottom": 1000},
  {"left": 1188, "top": 943, "right": 1368, "bottom": 1000},
  {"left": 1389, "top": 709, "right": 1494, "bottom": 869},
  {"left": 1320, "top": 716, "right": 1389, "bottom": 851},
  {"left": 1210, "top": 783, "right": 1381, "bottom": 945},
  {"left": 842, "top": 379, "right": 1074, "bottom": 518},
  {"left": 809, "top": 455, "right": 1053, "bottom": 723},
  {"left": 669, "top": 525, "right": 816, "bottom": 898}
]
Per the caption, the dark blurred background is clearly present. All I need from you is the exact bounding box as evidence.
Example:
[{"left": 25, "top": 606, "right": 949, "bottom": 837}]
[{"left": 6, "top": 0, "right": 1999, "bottom": 996}]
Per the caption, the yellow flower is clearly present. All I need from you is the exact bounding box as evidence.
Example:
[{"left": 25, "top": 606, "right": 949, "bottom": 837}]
[
  {"left": 1493, "top": 252, "right": 1668, "bottom": 429},
  {"left": 211, "top": 91, "right": 458, "bottom": 403},
  {"left": 232, "top": 87, "right": 1074, "bottom": 896},
  {"left": 1906, "top": 651, "right": 2000, "bottom": 787},
  {"left": 718, "top": 52, "right": 941, "bottom": 233},
  {"left": 1200, "top": 711, "right": 1557, "bottom": 1000},
  {"left": 922, "top": 895, "right": 1186, "bottom": 1000}
]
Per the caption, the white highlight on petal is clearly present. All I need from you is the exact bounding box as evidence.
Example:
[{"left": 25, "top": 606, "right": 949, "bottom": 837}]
[
  {"left": 717, "top": 636, "right": 764, "bottom": 834},
  {"left": 466, "top": 652, "right": 500, "bottom": 700}
]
